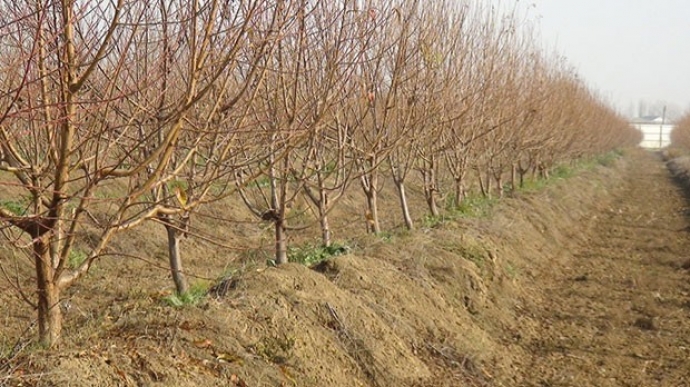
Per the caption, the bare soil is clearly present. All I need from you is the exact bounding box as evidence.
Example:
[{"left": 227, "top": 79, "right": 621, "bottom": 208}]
[
  {"left": 516, "top": 151, "right": 690, "bottom": 386},
  {"left": 1, "top": 149, "right": 689, "bottom": 386}
]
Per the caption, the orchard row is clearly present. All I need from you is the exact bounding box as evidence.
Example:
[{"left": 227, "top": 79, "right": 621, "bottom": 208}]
[{"left": 0, "top": 0, "right": 641, "bottom": 346}]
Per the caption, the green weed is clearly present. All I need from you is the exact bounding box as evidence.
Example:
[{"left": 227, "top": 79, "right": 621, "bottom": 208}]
[
  {"left": 453, "top": 194, "right": 498, "bottom": 218},
  {"left": 519, "top": 177, "right": 548, "bottom": 192},
  {"left": 0, "top": 199, "right": 26, "bottom": 216},
  {"left": 504, "top": 262, "right": 519, "bottom": 278},
  {"left": 594, "top": 150, "right": 623, "bottom": 167},
  {"left": 288, "top": 241, "right": 349, "bottom": 266},
  {"left": 163, "top": 281, "right": 209, "bottom": 307},
  {"left": 551, "top": 164, "right": 575, "bottom": 179},
  {"left": 421, "top": 214, "right": 446, "bottom": 228},
  {"left": 68, "top": 249, "right": 87, "bottom": 269}
]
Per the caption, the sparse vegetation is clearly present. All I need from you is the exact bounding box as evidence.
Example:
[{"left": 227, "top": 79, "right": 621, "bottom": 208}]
[
  {"left": 67, "top": 250, "right": 87, "bottom": 269},
  {"left": 453, "top": 195, "right": 499, "bottom": 219},
  {"left": 162, "top": 281, "right": 210, "bottom": 308},
  {"left": 0, "top": 200, "right": 25, "bottom": 216},
  {"left": 288, "top": 242, "right": 350, "bottom": 267}
]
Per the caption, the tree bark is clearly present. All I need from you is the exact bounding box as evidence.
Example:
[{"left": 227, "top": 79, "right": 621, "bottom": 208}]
[
  {"left": 361, "top": 172, "right": 381, "bottom": 234},
  {"left": 486, "top": 172, "right": 493, "bottom": 199},
  {"left": 35, "top": 237, "right": 62, "bottom": 348},
  {"left": 275, "top": 218, "right": 288, "bottom": 264},
  {"left": 303, "top": 180, "right": 333, "bottom": 248},
  {"left": 454, "top": 177, "right": 466, "bottom": 208},
  {"left": 317, "top": 196, "right": 331, "bottom": 247},
  {"left": 478, "top": 170, "right": 488, "bottom": 198},
  {"left": 495, "top": 171, "right": 504, "bottom": 198},
  {"left": 426, "top": 188, "right": 439, "bottom": 217},
  {"left": 165, "top": 221, "right": 188, "bottom": 295},
  {"left": 395, "top": 180, "right": 414, "bottom": 230},
  {"left": 365, "top": 189, "right": 380, "bottom": 234},
  {"left": 539, "top": 163, "right": 550, "bottom": 179},
  {"left": 421, "top": 158, "right": 440, "bottom": 217}
]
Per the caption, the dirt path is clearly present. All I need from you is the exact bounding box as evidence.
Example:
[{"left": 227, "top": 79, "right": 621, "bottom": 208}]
[{"left": 523, "top": 152, "right": 690, "bottom": 386}]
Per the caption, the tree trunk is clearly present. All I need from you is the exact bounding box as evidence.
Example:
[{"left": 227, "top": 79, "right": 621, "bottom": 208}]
[
  {"left": 421, "top": 160, "right": 439, "bottom": 217},
  {"left": 426, "top": 189, "right": 439, "bottom": 217},
  {"left": 275, "top": 218, "right": 288, "bottom": 264},
  {"left": 510, "top": 163, "right": 517, "bottom": 192},
  {"left": 518, "top": 160, "right": 529, "bottom": 188},
  {"left": 539, "top": 163, "right": 550, "bottom": 179},
  {"left": 453, "top": 177, "right": 465, "bottom": 208},
  {"left": 304, "top": 180, "right": 332, "bottom": 248},
  {"left": 518, "top": 163, "right": 528, "bottom": 189},
  {"left": 361, "top": 172, "right": 380, "bottom": 234},
  {"left": 35, "top": 238, "right": 62, "bottom": 348},
  {"left": 318, "top": 197, "right": 331, "bottom": 247},
  {"left": 395, "top": 180, "right": 414, "bottom": 230},
  {"left": 320, "top": 214, "right": 331, "bottom": 248},
  {"left": 495, "top": 172, "right": 504, "bottom": 198},
  {"left": 486, "top": 172, "right": 493, "bottom": 199},
  {"left": 478, "top": 170, "right": 489, "bottom": 198},
  {"left": 365, "top": 188, "right": 380, "bottom": 234},
  {"left": 165, "top": 222, "right": 188, "bottom": 295}
]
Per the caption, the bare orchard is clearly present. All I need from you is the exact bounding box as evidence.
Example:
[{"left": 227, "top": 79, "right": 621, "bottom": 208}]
[{"left": 0, "top": 0, "right": 640, "bottom": 352}]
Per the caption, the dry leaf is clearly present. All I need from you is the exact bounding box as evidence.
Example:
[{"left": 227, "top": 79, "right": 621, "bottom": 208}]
[{"left": 174, "top": 185, "right": 188, "bottom": 207}]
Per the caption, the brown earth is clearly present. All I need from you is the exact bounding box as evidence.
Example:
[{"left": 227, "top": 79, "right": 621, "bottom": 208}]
[
  {"left": 515, "top": 152, "right": 690, "bottom": 386},
  {"left": 1, "top": 149, "right": 689, "bottom": 386}
]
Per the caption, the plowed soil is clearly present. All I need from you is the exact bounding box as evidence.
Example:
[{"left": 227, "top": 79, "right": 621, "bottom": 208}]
[
  {"left": 518, "top": 152, "right": 690, "bottom": 386},
  {"left": 1, "top": 149, "right": 690, "bottom": 387}
]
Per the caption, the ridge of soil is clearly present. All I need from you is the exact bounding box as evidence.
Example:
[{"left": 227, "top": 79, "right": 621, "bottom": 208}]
[{"left": 1, "top": 149, "right": 689, "bottom": 386}]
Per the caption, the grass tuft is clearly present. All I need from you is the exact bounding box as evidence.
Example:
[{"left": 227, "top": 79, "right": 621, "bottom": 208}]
[
  {"left": 0, "top": 200, "right": 26, "bottom": 216},
  {"left": 594, "top": 149, "right": 623, "bottom": 167},
  {"left": 68, "top": 249, "right": 87, "bottom": 269},
  {"left": 453, "top": 194, "right": 498, "bottom": 218},
  {"left": 163, "top": 281, "right": 209, "bottom": 307},
  {"left": 288, "top": 241, "right": 349, "bottom": 266}
]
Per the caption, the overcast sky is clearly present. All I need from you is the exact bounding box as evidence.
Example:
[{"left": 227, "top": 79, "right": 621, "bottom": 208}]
[{"left": 526, "top": 0, "right": 690, "bottom": 118}]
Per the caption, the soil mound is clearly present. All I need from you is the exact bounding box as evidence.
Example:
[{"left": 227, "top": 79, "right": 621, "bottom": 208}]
[{"left": 3, "top": 149, "right": 690, "bottom": 386}]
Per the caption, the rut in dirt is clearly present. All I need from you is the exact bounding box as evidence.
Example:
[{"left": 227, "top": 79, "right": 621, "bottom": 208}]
[{"left": 523, "top": 151, "right": 690, "bottom": 387}]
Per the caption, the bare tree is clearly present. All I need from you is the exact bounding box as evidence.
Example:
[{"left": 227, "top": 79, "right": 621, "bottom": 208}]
[
  {"left": 235, "top": 0, "right": 364, "bottom": 262},
  {"left": 0, "top": 0, "right": 277, "bottom": 346},
  {"left": 0, "top": 0, "right": 645, "bottom": 348},
  {"left": 346, "top": 0, "right": 422, "bottom": 233},
  {"left": 120, "top": 0, "right": 283, "bottom": 295}
]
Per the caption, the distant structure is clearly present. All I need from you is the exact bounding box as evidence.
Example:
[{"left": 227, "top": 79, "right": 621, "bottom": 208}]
[{"left": 631, "top": 115, "right": 674, "bottom": 149}]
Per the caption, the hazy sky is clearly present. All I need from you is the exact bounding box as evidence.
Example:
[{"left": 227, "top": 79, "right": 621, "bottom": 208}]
[{"left": 527, "top": 0, "right": 690, "bottom": 117}]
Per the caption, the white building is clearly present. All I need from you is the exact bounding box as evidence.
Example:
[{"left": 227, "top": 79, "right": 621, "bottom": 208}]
[{"left": 632, "top": 116, "right": 674, "bottom": 149}]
